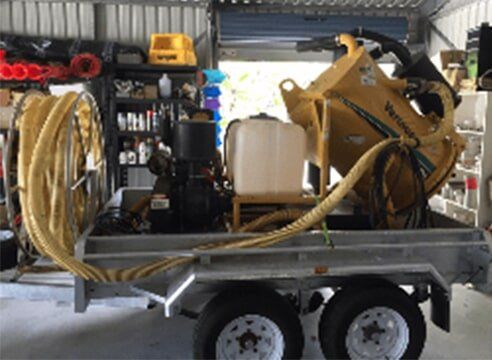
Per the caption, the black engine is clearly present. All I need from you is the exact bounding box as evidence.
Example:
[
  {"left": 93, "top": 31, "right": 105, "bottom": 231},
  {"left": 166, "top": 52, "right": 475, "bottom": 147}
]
[{"left": 147, "top": 120, "right": 229, "bottom": 233}]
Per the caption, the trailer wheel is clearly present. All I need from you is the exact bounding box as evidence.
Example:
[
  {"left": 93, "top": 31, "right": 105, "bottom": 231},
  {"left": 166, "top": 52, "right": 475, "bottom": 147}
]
[
  {"left": 318, "top": 286, "right": 426, "bottom": 359},
  {"left": 193, "top": 287, "right": 304, "bottom": 359}
]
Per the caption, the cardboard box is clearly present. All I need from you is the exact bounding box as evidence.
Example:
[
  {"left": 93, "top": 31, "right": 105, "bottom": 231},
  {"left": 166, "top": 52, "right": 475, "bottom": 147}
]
[
  {"left": 144, "top": 85, "right": 158, "bottom": 99},
  {"left": 443, "top": 66, "right": 467, "bottom": 91},
  {"left": 440, "top": 50, "right": 467, "bottom": 70},
  {"left": 0, "top": 107, "right": 14, "bottom": 129},
  {"left": 0, "top": 89, "right": 10, "bottom": 107}
]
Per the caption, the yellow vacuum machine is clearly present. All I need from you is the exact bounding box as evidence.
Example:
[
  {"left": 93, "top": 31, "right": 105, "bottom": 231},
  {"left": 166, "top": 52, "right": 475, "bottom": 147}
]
[{"left": 281, "top": 30, "right": 464, "bottom": 228}]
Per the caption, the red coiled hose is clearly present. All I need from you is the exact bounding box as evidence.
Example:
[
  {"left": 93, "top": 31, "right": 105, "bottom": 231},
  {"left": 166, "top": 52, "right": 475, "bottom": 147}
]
[
  {"left": 70, "top": 53, "right": 101, "bottom": 78},
  {"left": 0, "top": 63, "right": 13, "bottom": 80},
  {"left": 27, "top": 63, "right": 43, "bottom": 81},
  {"left": 12, "top": 63, "right": 28, "bottom": 81}
]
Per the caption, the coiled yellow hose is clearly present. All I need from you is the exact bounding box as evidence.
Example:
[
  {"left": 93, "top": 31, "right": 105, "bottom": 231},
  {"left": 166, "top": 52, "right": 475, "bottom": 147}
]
[
  {"left": 238, "top": 209, "right": 308, "bottom": 233},
  {"left": 19, "top": 82, "right": 455, "bottom": 282}
]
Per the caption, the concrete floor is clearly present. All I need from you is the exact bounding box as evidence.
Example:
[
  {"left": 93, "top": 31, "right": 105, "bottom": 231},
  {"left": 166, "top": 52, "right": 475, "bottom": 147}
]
[{"left": 1, "top": 285, "right": 491, "bottom": 359}]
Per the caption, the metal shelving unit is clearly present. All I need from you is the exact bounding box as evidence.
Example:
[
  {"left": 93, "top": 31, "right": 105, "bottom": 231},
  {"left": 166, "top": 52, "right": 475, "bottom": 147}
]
[
  {"left": 106, "top": 64, "right": 199, "bottom": 190},
  {"left": 431, "top": 91, "right": 492, "bottom": 228}
]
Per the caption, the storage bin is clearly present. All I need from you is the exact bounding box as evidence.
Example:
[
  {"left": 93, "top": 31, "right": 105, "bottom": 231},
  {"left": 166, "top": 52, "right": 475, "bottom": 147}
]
[
  {"left": 203, "top": 86, "right": 222, "bottom": 98},
  {"left": 148, "top": 33, "right": 197, "bottom": 66},
  {"left": 204, "top": 98, "right": 220, "bottom": 110}
]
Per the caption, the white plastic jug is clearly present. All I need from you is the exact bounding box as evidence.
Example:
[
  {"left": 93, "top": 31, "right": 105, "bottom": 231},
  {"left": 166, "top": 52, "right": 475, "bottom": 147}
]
[
  {"left": 226, "top": 118, "right": 306, "bottom": 196},
  {"left": 159, "top": 74, "right": 172, "bottom": 98}
]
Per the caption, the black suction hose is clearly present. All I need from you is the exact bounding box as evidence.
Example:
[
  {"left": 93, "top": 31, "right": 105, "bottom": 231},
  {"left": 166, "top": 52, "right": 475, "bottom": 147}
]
[
  {"left": 350, "top": 27, "right": 412, "bottom": 67},
  {"left": 350, "top": 28, "right": 460, "bottom": 116},
  {"left": 295, "top": 28, "right": 460, "bottom": 116}
]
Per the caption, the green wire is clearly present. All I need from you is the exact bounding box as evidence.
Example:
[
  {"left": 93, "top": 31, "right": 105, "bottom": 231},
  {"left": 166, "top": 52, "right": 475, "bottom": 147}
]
[{"left": 314, "top": 195, "right": 333, "bottom": 248}]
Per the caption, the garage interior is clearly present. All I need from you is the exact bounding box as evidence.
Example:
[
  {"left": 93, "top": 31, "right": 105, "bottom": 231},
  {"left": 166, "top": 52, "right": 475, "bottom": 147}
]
[{"left": 1, "top": 0, "right": 492, "bottom": 359}]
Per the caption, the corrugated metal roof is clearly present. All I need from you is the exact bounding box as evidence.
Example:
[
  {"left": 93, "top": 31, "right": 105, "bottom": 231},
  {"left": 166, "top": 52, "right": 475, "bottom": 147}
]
[
  {"left": 97, "top": 3, "right": 210, "bottom": 65},
  {"left": 95, "top": 4, "right": 208, "bottom": 45},
  {"left": 0, "top": 1, "right": 96, "bottom": 39},
  {"left": 430, "top": 0, "right": 492, "bottom": 50},
  {"left": 0, "top": 1, "right": 208, "bottom": 43},
  {"left": 215, "top": 0, "right": 431, "bottom": 11},
  {"left": 0, "top": 1, "right": 210, "bottom": 64},
  {"left": 228, "top": 0, "right": 426, "bottom": 7}
]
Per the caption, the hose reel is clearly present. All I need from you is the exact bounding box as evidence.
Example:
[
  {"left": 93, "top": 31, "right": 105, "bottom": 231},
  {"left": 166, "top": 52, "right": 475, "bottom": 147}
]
[
  {"left": 64, "top": 92, "right": 106, "bottom": 239},
  {"left": 3, "top": 91, "right": 106, "bottom": 259},
  {"left": 3, "top": 90, "right": 44, "bottom": 259}
]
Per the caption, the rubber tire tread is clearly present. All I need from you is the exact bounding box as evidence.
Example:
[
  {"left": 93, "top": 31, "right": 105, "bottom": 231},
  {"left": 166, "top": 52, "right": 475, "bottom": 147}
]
[
  {"left": 318, "top": 286, "right": 426, "bottom": 359},
  {"left": 193, "top": 286, "right": 304, "bottom": 359}
]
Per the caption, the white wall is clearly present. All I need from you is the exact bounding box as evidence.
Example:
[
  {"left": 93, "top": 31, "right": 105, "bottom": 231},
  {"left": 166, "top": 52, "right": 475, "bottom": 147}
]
[{"left": 427, "top": 0, "right": 492, "bottom": 66}]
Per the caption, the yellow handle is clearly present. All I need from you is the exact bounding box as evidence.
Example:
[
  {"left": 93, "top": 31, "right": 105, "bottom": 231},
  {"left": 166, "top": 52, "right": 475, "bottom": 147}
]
[{"left": 338, "top": 33, "right": 358, "bottom": 57}]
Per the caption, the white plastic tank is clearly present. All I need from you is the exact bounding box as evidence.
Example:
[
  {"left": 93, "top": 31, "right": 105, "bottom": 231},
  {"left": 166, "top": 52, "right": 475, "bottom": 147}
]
[{"left": 226, "top": 118, "right": 306, "bottom": 196}]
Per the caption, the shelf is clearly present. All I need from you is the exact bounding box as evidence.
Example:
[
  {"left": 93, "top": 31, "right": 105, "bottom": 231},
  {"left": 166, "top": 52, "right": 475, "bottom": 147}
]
[
  {"left": 119, "top": 164, "right": 149, "bottom": 168},
  {"left": 0, "top": 77, "right": 95, "bottom": 88},
  {"left": 434, "top": 195, "right": 478, "bottom": 213},
  {"left": 114, "top": 98, "right": 198, "bottom": 108},
  {"left": 115, "top": 97, "right": 182, "bottom": 105},
  {"left": 117, "top": 131, "right": 159, "bottom": 137},
  {"left": 456, "top": 129, "right": 483, "bottom": 136},
  {"left": 455, "top": 164, "right": 480, "bottom": 175},
  {"left": 113, "top": 63, "right": 198, "bottom": 73},
  {"left": 459, "top": 92, "right": 483, "bottom": 97}
]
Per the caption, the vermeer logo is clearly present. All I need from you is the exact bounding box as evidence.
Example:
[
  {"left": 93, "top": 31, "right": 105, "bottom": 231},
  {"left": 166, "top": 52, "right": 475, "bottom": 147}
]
[{"left": 384, "top": 101, "right": 416, "bottom": 139}]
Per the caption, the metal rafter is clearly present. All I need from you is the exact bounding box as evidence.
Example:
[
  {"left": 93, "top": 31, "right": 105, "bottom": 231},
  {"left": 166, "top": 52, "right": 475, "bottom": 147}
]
[{"left": 214, "top": 0, "right": 432, "bottom": 10}]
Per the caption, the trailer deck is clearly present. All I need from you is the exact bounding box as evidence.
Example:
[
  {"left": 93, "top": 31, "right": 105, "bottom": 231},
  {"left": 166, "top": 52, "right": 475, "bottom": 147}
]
[{"left": 2, "top": 188, "right": 491, "bottom": 333}]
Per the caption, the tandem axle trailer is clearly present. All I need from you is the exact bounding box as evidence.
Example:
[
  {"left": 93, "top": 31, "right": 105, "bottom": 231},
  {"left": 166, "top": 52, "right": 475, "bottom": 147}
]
[{"left": 2, "top": 188, "right": 491, "bottom": 359}]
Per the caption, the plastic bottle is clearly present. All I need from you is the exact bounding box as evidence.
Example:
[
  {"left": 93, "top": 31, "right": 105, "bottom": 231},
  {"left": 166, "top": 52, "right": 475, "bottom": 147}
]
[
  {"left": 133, "top": 113, "right": 139, "bottom": 132},
  {"left": 159, "top": 74, "right": 172, "bottom": 98},
  {"left": 138, "top": 113, "right": 146, "bottom": 131},
  {"left": 117, "top": 113, "right": 126, "bottom": 131},
  {"left": 126, "top": 112, "right": 133, "bottom": 131},
  {"left": 119, "top": 151, "right": 127, "bottom": 164},
  {"left": 138, "top": 139, "right": 147, "bottom": 164},
  {"left": 125, "top": 141, "right": 136, "bottom": 164},
  {"left": 153, "top": 107, "right": 160, "bottom": 133},
  {"left": 146, "top": 110, "right": 152, "bottom": 132},
  {"left": 464, "top": 176, "right": 478, "bottom": 209}
]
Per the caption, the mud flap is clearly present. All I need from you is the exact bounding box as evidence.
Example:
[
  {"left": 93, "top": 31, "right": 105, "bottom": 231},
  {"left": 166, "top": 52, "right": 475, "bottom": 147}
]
[{"left": 431, "top": 283, "right": 450, "bottom": 332}]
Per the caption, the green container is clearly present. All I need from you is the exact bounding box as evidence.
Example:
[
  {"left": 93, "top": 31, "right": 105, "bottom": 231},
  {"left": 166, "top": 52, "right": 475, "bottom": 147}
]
[{"left": 466, "top": 51, "right": 479, "bottom": 79}]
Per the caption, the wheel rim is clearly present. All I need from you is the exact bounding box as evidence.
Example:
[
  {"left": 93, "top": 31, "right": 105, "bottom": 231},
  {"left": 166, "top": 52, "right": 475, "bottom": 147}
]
[
  {"left": 216, "top": 314, "right": 285, "bottom": 360},
  {"left": 345, "top": 306, "right": 409, "bottom": 360}
]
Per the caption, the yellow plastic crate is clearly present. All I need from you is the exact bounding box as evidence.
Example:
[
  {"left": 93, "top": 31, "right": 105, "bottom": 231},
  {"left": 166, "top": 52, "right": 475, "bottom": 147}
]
[{"left": 149, "top": 33, "right": 197, "bottom": 66}]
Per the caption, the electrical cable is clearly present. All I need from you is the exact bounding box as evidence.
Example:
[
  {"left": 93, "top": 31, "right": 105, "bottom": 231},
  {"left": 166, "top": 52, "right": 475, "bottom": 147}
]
[
  {"left": 369, "top": 142, "right": 430, "bottom": 229},
  {"left": 93, "top": 208, "right": 142, "bottom": 235}
]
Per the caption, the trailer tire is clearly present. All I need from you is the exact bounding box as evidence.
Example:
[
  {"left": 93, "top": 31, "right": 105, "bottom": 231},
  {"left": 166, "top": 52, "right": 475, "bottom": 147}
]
[
  {"left": 193, "top": 286, "right": 304, "bottom": 359},
  {"left": 318, "top": 286, "right": 426, "bottom": 359}
]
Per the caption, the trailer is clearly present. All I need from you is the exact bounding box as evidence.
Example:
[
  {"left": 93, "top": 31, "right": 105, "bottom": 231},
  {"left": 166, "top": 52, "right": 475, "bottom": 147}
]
[{"left": 1, "top": 188, "right": 491, "bottom": 359}]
